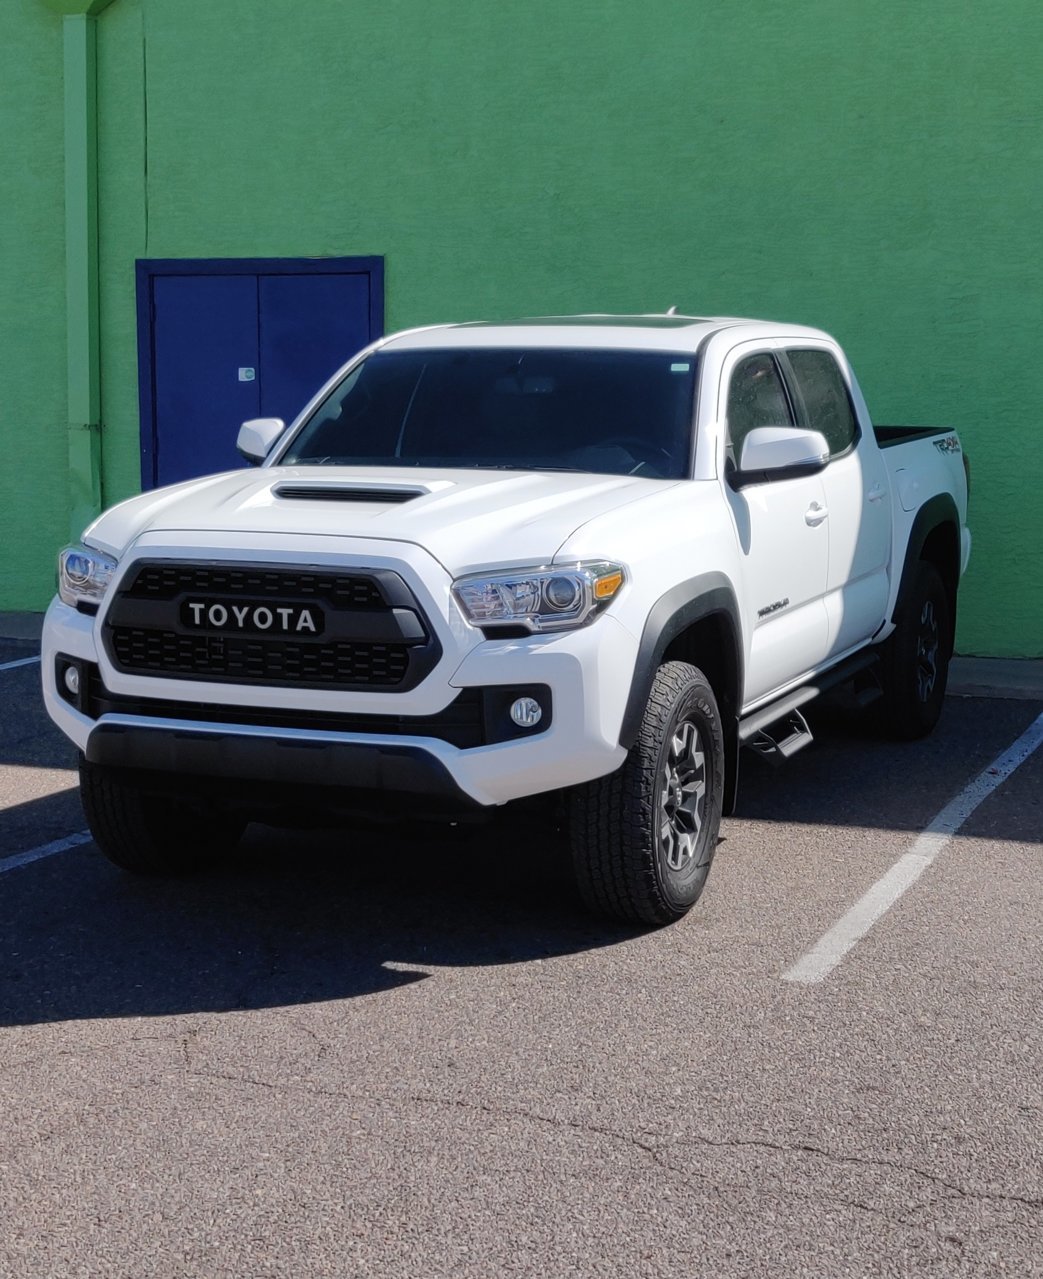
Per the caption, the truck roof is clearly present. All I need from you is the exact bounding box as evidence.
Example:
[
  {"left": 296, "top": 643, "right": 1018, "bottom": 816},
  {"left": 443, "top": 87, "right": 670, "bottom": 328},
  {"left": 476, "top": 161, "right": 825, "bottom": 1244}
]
[{"left": 379, "top": 314, "right": 836, "bottom": 354}]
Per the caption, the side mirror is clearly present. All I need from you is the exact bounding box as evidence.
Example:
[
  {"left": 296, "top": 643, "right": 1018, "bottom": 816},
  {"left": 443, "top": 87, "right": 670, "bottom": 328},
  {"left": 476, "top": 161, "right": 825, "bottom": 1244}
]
[
  {"left": 733, "top": 426, "right": 830, "bottom": 488},
  {"left": 236, "top": 417, "right": 285, "bottom": 464}
]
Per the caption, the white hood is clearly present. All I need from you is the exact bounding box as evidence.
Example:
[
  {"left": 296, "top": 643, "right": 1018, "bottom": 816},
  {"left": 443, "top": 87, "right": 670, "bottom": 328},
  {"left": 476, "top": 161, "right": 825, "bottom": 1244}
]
[{"left": 85, "top": 466, "right": 678, "bottom": 575}]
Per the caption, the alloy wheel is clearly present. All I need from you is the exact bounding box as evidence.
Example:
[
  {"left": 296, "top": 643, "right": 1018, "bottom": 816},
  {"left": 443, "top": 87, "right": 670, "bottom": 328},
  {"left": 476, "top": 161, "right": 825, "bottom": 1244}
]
[
  {"left": 659, "top": 719, "right": 707, "bottom": 872},
  {"left": 916, "top": 599, "right": 939, "bottom": 702}
]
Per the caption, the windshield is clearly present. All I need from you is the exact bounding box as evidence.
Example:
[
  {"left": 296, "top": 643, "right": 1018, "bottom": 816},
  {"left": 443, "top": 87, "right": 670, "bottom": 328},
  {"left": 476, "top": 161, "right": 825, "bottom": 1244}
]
[{"left": 279, "top": 347, "right": 697, "bottom": 479}]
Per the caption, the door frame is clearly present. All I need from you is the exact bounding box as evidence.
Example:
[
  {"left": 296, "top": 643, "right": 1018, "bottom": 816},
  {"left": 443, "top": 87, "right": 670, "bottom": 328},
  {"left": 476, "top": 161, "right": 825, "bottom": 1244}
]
[{"left": 134, "top": 256, "right": 384, "bottom": 488}]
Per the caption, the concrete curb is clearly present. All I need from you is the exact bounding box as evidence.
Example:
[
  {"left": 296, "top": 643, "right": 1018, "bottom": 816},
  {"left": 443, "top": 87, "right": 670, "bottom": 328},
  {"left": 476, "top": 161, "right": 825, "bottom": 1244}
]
[
  {"left": 948, "top": 657, "right": 1043, "bottom": 702},
  {"left": 1, "top": 611, "right": 1040, "bottom": 700},
  {"left": 0, "top": 612, "right": 44, "bottom": 642}
]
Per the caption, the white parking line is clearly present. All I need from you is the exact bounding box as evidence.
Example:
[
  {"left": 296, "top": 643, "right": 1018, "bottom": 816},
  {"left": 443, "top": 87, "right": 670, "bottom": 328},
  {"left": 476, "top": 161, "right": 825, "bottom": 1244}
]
[
  {"left": 0, "top": 831, "right": 93, "bottom": 875},
  {"left": 783, "top": 710, "right": 1043, "bottom": 984},
  {"left": 0, "top": 655, "right": 41, "bottom": 672}
]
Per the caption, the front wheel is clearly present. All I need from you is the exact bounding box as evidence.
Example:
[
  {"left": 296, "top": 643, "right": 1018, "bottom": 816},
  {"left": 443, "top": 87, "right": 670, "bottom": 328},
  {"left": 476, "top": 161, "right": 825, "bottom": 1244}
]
[
  {"left": 79, "top": 758, "right": 245, "bottom": 875},
  {"left": 569, "top": 661, "right": 724, "bottom": 926},
  {"left": 881, "top": 560, "right": 953, "bottom": 739}
]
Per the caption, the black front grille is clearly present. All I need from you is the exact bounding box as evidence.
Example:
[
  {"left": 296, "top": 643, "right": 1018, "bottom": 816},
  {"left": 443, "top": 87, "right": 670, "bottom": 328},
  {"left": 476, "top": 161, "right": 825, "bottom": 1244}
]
[
  {"left": 104, "top": 561, "right": 439, "bottom": 691},
  {"left": 110, "top": 629, "right": 410, "bottom": 686},
  {"left": 124, "top": 564, "right": 384, "bottom": 609}
]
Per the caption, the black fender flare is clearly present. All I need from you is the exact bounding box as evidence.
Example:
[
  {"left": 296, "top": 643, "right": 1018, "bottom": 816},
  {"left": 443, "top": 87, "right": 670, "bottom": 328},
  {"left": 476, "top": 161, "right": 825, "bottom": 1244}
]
[
  {"left": 620, "top": 573, "right": 744, "bottom": 814},
  {"left": 891, "top": 494, "right": 960, "bottom": 642}
]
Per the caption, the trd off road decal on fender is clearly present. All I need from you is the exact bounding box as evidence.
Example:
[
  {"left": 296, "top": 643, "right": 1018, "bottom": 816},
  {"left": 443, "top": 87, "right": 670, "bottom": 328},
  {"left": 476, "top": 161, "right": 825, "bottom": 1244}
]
[{"left": 933, "top": 436, "right": 961, "bottom": 454}]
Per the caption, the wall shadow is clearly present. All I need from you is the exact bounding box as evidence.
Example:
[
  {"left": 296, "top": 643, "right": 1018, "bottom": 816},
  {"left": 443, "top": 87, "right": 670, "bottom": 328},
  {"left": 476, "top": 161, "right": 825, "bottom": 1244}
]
[
  {"left": 0, "top": 655, "right": 75, "bottom": 770},
  {"left": 0, "top": 786, "right": 84, "bottom": 859}
]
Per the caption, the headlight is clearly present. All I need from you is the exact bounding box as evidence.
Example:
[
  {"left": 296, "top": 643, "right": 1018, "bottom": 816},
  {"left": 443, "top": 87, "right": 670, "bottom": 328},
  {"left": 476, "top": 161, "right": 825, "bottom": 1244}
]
[
  {"left": 453, "top": 561, "right": 625, "bottom": 633},
  {"left": 58, "top": 543, "right": 118, "bottom": 610}
]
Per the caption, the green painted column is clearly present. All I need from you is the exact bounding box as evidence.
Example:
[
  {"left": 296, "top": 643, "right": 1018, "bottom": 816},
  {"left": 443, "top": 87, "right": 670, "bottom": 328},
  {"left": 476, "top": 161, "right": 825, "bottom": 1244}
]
[{"left": 40, "top": 0, "right": 119, "bottom": 536}]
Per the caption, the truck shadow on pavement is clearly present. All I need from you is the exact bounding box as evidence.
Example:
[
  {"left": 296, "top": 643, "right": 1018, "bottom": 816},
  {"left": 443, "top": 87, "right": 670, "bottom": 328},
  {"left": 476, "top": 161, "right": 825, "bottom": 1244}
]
[
  {"left": 0, "top": 813, "right": 643, "bottom": 1029},
  {"left": 735, "top": 694, "right": 1042, "bottom": 843},
  {"left": 2, "top": 696, "right": 1038, "bottom": 1030}
]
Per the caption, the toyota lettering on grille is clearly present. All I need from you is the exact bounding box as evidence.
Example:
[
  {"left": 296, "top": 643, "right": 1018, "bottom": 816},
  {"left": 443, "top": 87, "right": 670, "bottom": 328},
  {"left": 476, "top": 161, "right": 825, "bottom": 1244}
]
[{"left": 180, "top": 600, "right": 325, "bottom": 636}]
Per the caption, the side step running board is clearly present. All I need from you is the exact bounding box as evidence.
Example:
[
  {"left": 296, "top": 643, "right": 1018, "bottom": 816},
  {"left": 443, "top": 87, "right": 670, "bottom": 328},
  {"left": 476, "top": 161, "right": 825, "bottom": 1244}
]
[
  {"left": 747, "top": 707, "right": 814, "bottom": 764},
  {"left": 738, "top": 649, "right": 881, "bottom": 766}
]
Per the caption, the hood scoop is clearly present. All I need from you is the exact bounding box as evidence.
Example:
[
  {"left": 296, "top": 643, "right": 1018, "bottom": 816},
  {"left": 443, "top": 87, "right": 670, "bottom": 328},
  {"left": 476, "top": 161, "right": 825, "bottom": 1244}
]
[{"left": 273, "top": 482, "right": 427, "bottom": 505}]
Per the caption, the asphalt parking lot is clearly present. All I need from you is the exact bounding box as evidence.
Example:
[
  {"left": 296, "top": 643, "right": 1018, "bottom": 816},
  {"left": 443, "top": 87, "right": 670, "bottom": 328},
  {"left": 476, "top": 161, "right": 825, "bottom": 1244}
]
[{"left": 2, "top": 633, "right": 1041, "bottom": 1278}]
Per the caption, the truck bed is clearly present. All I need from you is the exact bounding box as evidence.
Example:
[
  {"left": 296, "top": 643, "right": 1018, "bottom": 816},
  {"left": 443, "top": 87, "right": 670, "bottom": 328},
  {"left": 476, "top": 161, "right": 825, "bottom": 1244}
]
[{"left": 873, "top": 424, "right": 955, "bottom": 448}]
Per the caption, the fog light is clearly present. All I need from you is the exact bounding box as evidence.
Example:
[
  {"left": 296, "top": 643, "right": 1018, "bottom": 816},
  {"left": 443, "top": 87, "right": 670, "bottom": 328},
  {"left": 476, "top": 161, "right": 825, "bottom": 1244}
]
[
  {"left": 63, "top": 664, "right": 81, "bottom": 697},
  {"left": 509, "top": 696, "right": 543, "bottom": 728}
]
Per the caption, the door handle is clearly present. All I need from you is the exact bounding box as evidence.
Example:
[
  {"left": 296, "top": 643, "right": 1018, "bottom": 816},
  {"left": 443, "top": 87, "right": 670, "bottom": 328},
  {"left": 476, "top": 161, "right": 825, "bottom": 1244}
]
[
  {"left": 805, "top": 503, "right": 829, "bottom": 526},
  {"left": 867, "top": 484, "right": 886, "bottom": 503}
]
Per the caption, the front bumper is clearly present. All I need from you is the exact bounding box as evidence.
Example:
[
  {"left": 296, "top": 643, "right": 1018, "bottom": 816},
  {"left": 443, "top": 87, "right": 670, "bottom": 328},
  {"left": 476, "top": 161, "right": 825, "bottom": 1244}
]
[{"left": 43, "top": 594, "right": 635, "bottom": 807}]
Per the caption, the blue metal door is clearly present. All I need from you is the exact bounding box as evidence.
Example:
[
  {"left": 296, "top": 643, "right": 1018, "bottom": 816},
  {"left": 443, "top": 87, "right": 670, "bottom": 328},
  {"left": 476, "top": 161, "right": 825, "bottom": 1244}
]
[
  {"left": 258, "top": 273, "right": 371, "bottom": 426},
  {"left": 137, "top": 258, "right": 383, "bottom": 488},
  {"left": 151, "top": 275, "right": 261, "bottom": 487}
]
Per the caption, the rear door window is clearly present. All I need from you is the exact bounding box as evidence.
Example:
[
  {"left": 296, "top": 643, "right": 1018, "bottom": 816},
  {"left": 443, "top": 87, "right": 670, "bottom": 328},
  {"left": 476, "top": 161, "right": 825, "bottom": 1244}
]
[{"left": 783, "top": 349, "right": 859, "bottom": 457}]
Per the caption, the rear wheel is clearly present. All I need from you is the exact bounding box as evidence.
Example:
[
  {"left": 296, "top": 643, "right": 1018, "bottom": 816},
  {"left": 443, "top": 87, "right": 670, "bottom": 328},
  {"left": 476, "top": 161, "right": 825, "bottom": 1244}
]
[
  {"left": 569, "top": 661, "right": 724, "bottom": 926},
  {"left": 881, "top": 560, "right": 952, "bottom": 739},
  {"left": 79, "top": 758, "right": 245, "bottom": 874}
]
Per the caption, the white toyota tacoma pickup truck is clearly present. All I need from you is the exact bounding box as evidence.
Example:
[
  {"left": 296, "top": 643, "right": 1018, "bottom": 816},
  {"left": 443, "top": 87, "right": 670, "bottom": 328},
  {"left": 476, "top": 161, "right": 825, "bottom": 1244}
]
[{"left": 43, "top": 315, "right": 971, "bottom": 924}]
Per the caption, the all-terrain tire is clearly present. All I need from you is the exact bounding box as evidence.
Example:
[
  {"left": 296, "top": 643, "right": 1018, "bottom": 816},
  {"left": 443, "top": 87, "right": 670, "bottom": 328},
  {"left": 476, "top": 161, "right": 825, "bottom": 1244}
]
[
  {"left": 881, "top": 560, "right": 952, "bottom": 740},
  {"left": 569, "top": 661, "right": 724, "bottom": 926},
  {"left": 79, "top": 757, "right": 245, "bottom": 875}
]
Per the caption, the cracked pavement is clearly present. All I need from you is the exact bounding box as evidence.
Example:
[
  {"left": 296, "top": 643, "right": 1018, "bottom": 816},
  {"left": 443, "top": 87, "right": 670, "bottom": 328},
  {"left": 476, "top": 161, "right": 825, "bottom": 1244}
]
[{"left": 1, "top": 641, "right": 1041, "bottom": 1277}]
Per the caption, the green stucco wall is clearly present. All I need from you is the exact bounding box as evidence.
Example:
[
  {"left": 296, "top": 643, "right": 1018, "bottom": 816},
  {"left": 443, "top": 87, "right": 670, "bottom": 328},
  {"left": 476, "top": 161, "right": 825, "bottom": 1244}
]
[
  {"left": 0, "top": 9, "right": 69, "bottom": 613},
  {"left": 4, "top": 0, "right": 1042, "bottom": 654}
]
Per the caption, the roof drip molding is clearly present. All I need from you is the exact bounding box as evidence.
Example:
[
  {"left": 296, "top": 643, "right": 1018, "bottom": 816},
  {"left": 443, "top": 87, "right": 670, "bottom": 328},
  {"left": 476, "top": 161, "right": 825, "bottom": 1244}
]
[{"left": 39, "top": 0, "right": 119, "bottom": 15}]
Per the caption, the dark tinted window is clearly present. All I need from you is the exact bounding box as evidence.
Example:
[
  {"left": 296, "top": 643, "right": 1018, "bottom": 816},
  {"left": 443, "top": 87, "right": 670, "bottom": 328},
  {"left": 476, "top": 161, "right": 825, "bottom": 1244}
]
[
  {"left": 282, "top": 348, "right": 696, "bottom": 479},
  {"left": 725, "top": 353, "right": 794, "bottom": 464},
  {"left": 785, "top": 349, "right": 858, "bottom": 456}
]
